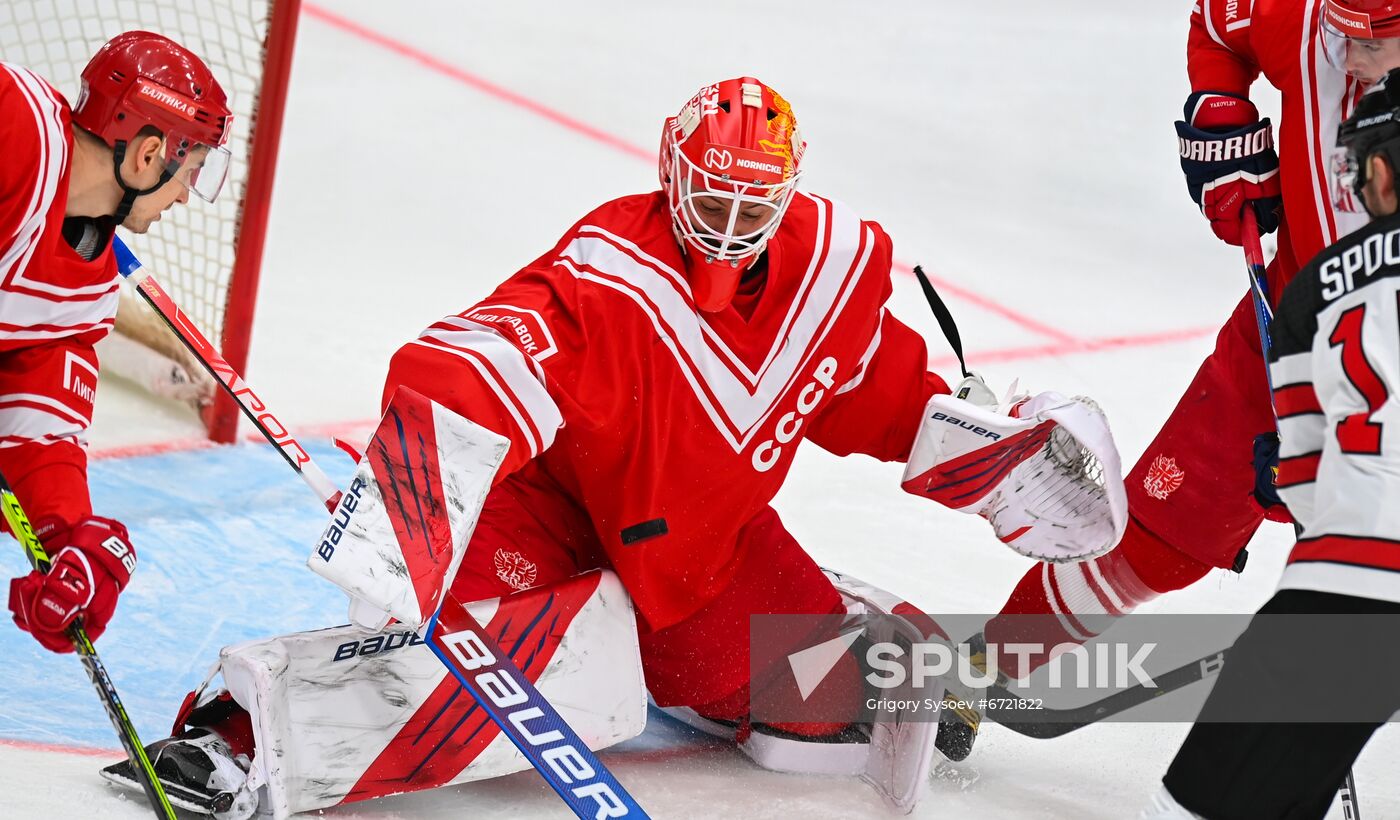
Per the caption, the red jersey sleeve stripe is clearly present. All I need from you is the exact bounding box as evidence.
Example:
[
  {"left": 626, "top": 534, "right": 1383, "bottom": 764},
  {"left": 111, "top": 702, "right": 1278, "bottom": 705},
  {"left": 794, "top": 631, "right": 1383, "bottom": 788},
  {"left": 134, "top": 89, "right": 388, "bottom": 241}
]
[
  {"left": 1273, "top": 382, "right": 1322, "bottom": 418},
  {"left": 0, "top": 64, "right": 67, "bottom": 286},
  {"left": 411, "top": 338, "right": 545, "bottom": 457},
  {"left": 417, "top": 322, "right": 560, "bottom": 440},
  {"left": 411, "top": 331, "right": 561, "bottom": 457},
  {"left": 1289, "top": 535, "right": 1400, "bottom": 573},
  {"left": 1277, "top": 451, "right": 1321, "bottom": 488}
]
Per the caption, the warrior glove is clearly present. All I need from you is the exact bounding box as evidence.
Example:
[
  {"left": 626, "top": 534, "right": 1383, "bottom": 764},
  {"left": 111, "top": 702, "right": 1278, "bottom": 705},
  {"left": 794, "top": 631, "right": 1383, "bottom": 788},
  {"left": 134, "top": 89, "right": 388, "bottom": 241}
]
[{"left": 1176, "top": 91, "right": 1282, "bottom": 247}]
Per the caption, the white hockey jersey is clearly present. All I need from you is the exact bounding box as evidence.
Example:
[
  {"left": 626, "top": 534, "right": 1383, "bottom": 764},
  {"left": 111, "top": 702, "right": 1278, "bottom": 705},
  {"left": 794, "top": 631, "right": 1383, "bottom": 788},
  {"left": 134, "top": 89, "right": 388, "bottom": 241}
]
[{"left": 1268, "top": 209, "right": 1400, "bottom": 603}]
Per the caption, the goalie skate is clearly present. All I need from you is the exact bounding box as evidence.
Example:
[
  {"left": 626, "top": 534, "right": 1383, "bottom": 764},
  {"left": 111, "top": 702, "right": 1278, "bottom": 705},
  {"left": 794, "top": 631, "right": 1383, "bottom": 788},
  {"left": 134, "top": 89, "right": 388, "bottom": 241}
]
[{"left": 100, "top": 729, "right": 256, "bottom": 819}]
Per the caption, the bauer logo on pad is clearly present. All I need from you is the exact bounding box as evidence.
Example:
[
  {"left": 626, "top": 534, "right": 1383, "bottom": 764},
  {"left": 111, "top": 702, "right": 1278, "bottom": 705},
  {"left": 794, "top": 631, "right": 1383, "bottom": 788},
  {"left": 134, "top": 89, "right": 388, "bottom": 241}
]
[{"left": 308, "top": 387, "right": 510, "bottom": 628}]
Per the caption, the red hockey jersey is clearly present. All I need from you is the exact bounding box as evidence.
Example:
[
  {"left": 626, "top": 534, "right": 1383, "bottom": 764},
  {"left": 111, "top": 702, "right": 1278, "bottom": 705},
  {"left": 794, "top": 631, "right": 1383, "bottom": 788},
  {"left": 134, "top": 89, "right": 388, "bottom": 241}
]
[
  {"left": 1188, "top": 0, "right": 1368, "bottom": 271},
  {"left": 384, "top": 191, "right": 948, "bottom": 630},
  {"left": 0, "top": 63, "right": 118, "bottom": 350},
  {"left": 0, "top": 62, "right": 118, "bottom": 524}
]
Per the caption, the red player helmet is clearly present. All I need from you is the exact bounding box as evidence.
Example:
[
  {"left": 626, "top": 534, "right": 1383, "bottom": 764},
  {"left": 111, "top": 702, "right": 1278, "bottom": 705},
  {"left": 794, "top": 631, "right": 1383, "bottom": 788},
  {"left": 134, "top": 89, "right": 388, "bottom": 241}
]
[
  {"left": 72, "top": 31, "right": 233, "bottom": 207},
  {"left": 1323, "top": 0, "right": 1400, "bottom": 75},
  {"left": 659, "top": 77, "right": 806, "bottom": 312}
]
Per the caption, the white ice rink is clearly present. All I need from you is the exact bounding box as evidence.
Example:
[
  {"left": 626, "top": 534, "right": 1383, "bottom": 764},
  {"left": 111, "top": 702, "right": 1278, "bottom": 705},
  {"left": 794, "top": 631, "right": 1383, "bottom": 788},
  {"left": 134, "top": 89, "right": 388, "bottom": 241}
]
[{"left": 2, "top": 1, "right": 1397, "bottom": 817}]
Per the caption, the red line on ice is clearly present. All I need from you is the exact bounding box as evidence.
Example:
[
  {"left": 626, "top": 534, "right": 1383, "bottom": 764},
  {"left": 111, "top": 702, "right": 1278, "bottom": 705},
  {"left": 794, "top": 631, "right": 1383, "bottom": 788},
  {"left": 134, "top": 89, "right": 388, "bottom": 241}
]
[
  {"left": 890, "top": 262, "right": 1078, "bottom": 344},
  {"left": 928, "top": 324, "right": 1218, "bottom": 368},
  {"left": 89, "top": 327, "right": 1215, "bottom": 461},
  {"left": 301, "top": 3, "right": 650, "bottom": 164},
  {"left": 0, "top": 736, "right": 121, "bottom": 758},
  {"left": 90, "top": 419, "right": 376, "bottom": 461},
  {"left": 299, "top": 3, "right": 1082, "bottom": 343}
]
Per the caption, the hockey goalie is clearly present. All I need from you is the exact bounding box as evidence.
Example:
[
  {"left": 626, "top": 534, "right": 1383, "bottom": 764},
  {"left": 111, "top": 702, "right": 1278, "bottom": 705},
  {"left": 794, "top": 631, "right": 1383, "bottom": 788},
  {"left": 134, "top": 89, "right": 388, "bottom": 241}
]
[{"left": 104, "top": 77, "right": 1127, "bottom": 817}]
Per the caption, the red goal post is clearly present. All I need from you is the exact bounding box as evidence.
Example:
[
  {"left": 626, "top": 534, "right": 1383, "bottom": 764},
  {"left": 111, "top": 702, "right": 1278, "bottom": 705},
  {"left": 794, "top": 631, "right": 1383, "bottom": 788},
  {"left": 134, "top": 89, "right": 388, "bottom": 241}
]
[{"left": 1, "top": 0, "right": 302, "bottom": 443}]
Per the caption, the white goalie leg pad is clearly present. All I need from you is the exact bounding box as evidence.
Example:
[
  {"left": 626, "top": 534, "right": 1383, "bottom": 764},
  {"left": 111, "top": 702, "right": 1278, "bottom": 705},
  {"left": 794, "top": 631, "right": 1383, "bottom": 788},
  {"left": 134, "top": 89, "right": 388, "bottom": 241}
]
[
  {"left": 717, "top": 569, "right": 943, "bottom": 813},
  {"left": 216, "top": 570, "right": 644, "bottom": 819},
  {"left": 823, "top": 569, "right": 945, "bottom": 814},
  {"left": 902, "top": 390, "right": 1128, "bottom": 562},
  {"left": 309, "top": 387, "right": 509, "bottom": 629}
]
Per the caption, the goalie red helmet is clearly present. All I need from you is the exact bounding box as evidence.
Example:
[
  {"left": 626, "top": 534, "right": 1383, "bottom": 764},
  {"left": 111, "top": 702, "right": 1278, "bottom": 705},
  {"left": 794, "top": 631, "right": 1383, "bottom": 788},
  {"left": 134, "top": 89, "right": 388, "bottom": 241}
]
[
  {"left": 659, "top": 77, "right": 806, "bottom": 312},
  {"left": 73, "top": 31, "right": 234, "bottom": 204}
]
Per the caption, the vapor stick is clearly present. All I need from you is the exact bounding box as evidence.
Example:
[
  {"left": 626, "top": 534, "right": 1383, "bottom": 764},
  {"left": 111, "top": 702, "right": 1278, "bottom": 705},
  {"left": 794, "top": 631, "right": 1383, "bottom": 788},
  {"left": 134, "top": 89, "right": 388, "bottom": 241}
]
[
  {"left": 113, "top": 237, "right": 648, "bottom": 819},
  {"left": 0, "top": 472, "right": 176, "bottom": 819}
]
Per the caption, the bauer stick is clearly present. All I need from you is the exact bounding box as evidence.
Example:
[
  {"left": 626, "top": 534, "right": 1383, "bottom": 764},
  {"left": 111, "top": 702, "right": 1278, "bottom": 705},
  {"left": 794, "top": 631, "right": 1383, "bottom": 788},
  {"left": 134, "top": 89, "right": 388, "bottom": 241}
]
[
  {"left": 1240, "top": 209, "right": 1362, "bottom": 819},
  {"left": 0, "top": 471, "right": 176, "bottom": 819},
  {"left": 112, "top": 237, "right": 648, "bottom": 820}
]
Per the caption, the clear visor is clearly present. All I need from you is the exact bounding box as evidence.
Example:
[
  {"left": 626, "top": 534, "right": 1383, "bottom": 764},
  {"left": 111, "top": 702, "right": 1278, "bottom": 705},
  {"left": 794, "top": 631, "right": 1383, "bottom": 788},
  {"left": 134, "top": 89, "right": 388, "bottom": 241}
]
[
  {"left": 168, "top": 143, "right": 232, "bottom": 203},
  {"left": 1322, "top": 18, "right": 1400, "bottom": 81},
  {"left": 668, "top": 150, "right": 799, "bottom": 262}
]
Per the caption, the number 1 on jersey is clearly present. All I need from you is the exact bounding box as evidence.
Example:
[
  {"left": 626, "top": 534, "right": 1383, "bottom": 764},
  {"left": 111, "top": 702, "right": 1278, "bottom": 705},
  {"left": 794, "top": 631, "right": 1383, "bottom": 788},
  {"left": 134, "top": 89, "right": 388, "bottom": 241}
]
[{"left": 1328, "top": 302, "right": 1390, "bottom": 455}]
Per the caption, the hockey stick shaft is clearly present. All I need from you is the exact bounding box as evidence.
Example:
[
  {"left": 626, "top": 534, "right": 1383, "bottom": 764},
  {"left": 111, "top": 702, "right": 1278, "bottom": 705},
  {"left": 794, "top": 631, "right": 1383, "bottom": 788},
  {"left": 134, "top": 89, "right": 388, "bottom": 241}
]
[
  {"left": 1242, "top": 210, "right": 1277, "bottom": 394},
  {"left": 0, "top": 474, "right": 176, "bottom": 819},
  {"left": 113, "top": 238, "right": 648, "bottom": 819},
  {"left": 1341, "top": 769, "right": 1362, "bottom": 819},
  {"left": 113, "top": 238, "right": 340, "bottom": 509},
  {"left": 984, "top": 648, "right": 1227, "bottom": 739}
]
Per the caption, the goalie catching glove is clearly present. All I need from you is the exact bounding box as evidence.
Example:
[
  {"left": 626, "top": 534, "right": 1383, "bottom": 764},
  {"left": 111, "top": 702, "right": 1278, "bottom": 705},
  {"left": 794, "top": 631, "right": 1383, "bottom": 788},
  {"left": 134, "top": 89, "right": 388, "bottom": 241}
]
[{"left": 901, "top": 379, "right": 1127, "bottom": 562}]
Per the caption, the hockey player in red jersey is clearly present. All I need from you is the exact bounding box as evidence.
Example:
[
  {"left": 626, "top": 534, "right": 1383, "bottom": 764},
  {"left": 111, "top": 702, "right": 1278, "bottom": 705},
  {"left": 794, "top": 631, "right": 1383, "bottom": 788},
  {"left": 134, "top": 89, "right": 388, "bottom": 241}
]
[
  {"left": 974, "top": 0, "right": 1400, "bottom": 742},
  {"left": 378, "top": 75, "right": 1123, "bottom": 732},
  {"left": 110, "top": 77, "right": 1126, "bottom": 817},
  {"left": 1143, "top": 66, "right": 1400, "bottom": 820},
  {"left": 1, "top": 33, "right": 232, "bottom": 653}
]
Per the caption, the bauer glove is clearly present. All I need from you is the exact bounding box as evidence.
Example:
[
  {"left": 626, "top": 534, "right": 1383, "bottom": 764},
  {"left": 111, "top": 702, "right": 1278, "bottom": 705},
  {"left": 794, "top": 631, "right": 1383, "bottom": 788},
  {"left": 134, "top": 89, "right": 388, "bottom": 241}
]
[
  {"left": 8, "top": 515, "right": 136, "bottom": 653},
  {"left": 1176, "top": 91, "right": 1282, "bottom": 246},
  {"left": 901, "top": 389, "right": 1127, "bottom": 562}
]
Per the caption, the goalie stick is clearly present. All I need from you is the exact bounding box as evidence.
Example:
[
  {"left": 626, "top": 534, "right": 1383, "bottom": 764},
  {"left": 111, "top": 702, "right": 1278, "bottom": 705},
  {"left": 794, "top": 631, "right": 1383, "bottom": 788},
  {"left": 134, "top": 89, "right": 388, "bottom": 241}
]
[
  {"left": 112, "top": 237, "right": 648, "bottom": 819},
  {"left": 984, "top": 647, "right": 1228, "bottom": 739},
  {"left": 0, "top": 471, "right": 177, "bottom": 820}
]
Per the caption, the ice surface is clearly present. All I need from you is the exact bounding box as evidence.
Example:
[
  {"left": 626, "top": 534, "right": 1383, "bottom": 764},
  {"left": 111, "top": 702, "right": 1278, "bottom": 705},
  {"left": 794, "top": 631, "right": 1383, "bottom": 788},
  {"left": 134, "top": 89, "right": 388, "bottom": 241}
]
[{"left": 3, "top": 1, "right": 1395, "bottom": 818}]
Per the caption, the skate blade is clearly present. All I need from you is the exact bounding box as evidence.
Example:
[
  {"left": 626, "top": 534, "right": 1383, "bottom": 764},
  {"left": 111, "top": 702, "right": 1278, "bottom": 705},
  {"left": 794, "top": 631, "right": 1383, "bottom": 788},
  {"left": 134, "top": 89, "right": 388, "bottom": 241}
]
[{"left": 99, "top": 758, "right": 226, "bottom": 815}]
